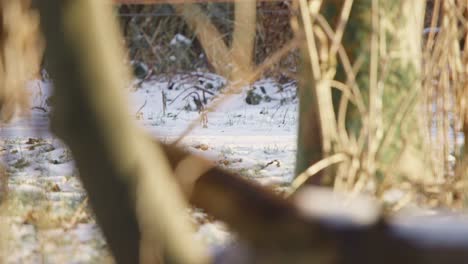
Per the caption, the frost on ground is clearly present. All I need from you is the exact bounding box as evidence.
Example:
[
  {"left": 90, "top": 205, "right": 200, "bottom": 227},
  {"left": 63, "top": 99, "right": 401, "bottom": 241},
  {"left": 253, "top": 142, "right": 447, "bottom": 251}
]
[{"left": 0, "top": 73, "right": 298, "bottom": 263}]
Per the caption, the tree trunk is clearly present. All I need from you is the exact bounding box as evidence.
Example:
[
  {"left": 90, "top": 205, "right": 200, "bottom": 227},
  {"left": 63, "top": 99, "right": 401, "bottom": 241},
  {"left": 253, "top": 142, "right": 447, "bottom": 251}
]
[
  {"left": 173, "top": 3, "right": 234, "bottom": 78},
  {"left": 230, "top": 0, "right": 256, "bottom": 78},
  {"left": 294, "top": 37, "right": 325, "bottom": 184}
]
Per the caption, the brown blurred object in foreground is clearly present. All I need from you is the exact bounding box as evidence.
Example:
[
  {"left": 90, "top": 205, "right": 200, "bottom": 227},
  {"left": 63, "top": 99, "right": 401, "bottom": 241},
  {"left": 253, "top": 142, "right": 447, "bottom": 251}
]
[{"left": 0, "top": 0, "right": 43, "bottom": 122}]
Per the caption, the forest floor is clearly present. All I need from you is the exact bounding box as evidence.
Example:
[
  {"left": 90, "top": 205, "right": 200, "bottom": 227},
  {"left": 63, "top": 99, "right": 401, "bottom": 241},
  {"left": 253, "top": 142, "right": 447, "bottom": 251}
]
[
  {"left": 0, "top": 73, "right": 466, "bottom": 263},
  {"left": 0, "top": 74, "right": 299, "bottom": 263}
]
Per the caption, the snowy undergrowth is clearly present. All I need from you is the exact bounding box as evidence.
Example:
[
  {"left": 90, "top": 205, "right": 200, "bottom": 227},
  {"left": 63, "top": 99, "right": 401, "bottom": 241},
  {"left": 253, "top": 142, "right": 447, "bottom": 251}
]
[
  {"left": 0, "top": 73, "right": 299, "bottom": 263},
  {"left": 131, "top": 74, "right": 298, "bottom": 186}
]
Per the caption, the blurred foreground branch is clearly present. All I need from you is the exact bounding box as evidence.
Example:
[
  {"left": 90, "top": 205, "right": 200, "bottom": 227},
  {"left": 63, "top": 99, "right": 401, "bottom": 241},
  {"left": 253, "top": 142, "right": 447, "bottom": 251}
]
[
  {"left": 32, "top": 0, "right": 468, "bottom": 263},
  {"left": 160, "top": 142, "right": 468, "bottom": 264},
  {"left": 0, "top": 0, "right": 43, "bottom": 122},
  {"left": 35, "top": 0, "right": 208, "bottom": 263}
]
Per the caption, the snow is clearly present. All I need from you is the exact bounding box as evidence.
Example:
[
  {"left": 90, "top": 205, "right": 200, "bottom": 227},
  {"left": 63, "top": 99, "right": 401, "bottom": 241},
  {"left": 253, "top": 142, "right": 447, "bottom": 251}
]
[
  {"left": 2, "top": 71, "right": 465, "bottom": 261},
  {"left": 130, "top": 75, "right": 297, "bottom": 139},
  {"left": 2, "top": 73, "right": 299, "bottom": 193},
  {"left": 0, "top": 73, "right": 299, "bottom": 262},
  {"left": 169, "top": 33, "right": 193, "bottom": 46},
  {"left": 128, "top": 74, "right": 299, "bottom": 182}
]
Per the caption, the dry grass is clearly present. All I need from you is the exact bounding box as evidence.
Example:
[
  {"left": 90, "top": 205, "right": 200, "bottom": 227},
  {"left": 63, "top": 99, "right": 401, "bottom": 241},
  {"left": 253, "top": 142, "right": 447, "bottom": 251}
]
[
  {"left": 420, "top": 0, "right": 467, "bottom": 207},
  {"left": 119, "top": 4, "right": 208, "bottom": 74},
  {"left": 122, "top": 1, "right": 467, "bottom": 210},
  {"left": 0, "top": 0, "right": 467, "bottom": 261},
  {"left": 290, "top": 0, "right": 467, "bottom": 211},
  {"left": 118, "top": 2, "right": 298, "bottom": 78}
]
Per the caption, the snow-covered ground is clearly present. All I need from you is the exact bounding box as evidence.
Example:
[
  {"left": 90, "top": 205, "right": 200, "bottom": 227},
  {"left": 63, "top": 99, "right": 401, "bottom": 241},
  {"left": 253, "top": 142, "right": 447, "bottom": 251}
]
[
  {"left": 2, "top": 72, "right": 465, "bottom": 263},
  {"left": 0, "top": 74, "right": 299, "bottom": 262},
  {"left": 132, "top": 74, "right": 298, "bottom": 184}
]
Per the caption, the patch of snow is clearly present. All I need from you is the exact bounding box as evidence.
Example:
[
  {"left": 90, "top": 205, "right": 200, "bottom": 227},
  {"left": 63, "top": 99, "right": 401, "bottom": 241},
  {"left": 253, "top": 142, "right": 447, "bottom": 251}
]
[
  {"left": 0, "top": 73, "right": 301, "bottom": 260},
  {"left": 46, "top": 162, "right": 76, "bottom": 177},
  {"left": 170, "top": 34, "right": 192, "bottom": 46},
  {"left": 72, "top": 224, "right": 100, "bottom": 243},
  {"left": 382, "top": 189, "right": 405, "bottom": 204},
  {"left": 195, "top": 222, "right": 231, "bottom": 247}
]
